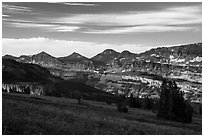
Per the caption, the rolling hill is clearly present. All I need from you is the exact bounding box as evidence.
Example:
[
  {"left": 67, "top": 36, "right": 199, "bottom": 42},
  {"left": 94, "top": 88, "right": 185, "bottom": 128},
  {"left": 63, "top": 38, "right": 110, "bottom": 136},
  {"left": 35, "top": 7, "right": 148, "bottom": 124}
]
[{"left": 2, "top": 58, "right": 60, "bottom": 83}]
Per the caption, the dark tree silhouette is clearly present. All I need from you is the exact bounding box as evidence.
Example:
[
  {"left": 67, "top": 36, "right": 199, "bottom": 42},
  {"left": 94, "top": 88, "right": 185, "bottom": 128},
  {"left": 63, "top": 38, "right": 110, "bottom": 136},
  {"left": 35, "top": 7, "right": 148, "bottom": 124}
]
[
  {"left": 199, "top": 104, "right": 202, "bottom": 115},
  {"left": 2, "top": 88, "right": 7, "bottom": 92},
  {"left": 157, "top": 79, "right": 193, "bottom": 123},
  {"left": 117, "top": 95, "right": 128, "bottom": 113},
  {"left": 24, "top": 87, "right": 30, "bottom": 94},
  {"left": 129, "top": 93, "right": 137, "bottom": 108}
]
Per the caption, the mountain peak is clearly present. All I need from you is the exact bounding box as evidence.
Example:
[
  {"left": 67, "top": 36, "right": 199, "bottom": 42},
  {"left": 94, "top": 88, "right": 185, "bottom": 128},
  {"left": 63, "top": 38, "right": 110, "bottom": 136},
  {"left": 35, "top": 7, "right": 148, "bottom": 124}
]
[
  {"left": 103, "top": 49, "right": 118, "bottom": 54},
  {"left": 121, "top": 50, "right": 131, "bottom": 54},
  {"left": 71, "top": 52, "right": 81, "bottom": 55},
  {"left": 37, "top": 51, "right": 50, "bottom": 56},
  {"left": 91, "top": 49, "right": 120, "bottom": 64},
  {"left": 58, "top": 52, "right": 90, "bottom": 63},
  {"left": 117, "top": 50, "right": 137, "bottom": 59},
  {"left": 40, "top": 51, "right": 46, "bottom": 54},
  {"left": 69, "top": 52, "right": 84, "bottom": 58}
]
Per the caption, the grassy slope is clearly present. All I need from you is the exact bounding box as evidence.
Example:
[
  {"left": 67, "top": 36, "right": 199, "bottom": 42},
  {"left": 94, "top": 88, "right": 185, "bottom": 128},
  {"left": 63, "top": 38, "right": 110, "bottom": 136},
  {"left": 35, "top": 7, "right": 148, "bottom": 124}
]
[{"left": 2, "top": 93, "right": 202, "bottom": 135}]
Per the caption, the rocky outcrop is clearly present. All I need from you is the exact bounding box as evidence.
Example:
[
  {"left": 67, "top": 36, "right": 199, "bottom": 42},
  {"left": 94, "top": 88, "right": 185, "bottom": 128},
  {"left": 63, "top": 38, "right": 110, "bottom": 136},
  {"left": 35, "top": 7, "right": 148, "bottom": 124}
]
[
  {"left": 17, "top": 51, "right": 63, "bottom": 69},
  {"left": 58, "top": 52, "right": 95, "bottom": 71},
  {"left": 138, "top": 43, "right": 202, "bottom": 66},
  {"left": 105, "top": 43, "right": 202, "bottom": 83}
]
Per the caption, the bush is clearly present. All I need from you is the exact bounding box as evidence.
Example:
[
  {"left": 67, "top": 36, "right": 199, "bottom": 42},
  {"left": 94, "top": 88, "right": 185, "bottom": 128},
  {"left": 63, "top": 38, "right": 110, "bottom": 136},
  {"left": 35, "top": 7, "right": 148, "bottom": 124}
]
[
  {"left": 24, "top": 87, "right": 30, "bottom": 94},
  {"left": 141, "top": 97, "right": 153, "bottom": 110},
  {"left": 157, "top": 79, "right": 193, "bottom": 123},
  {"left": 117, "top": 95, "right": 128, "bottom": 113},
  {"left": 151, "top": 99, "right": 159, "bottom": 113},
  {"left": 117, "top": 103, "right": 128, "bottom": 113},
  {"left": 106, "top": 99, "right": 112, "bottom": 105},
  {"left": 199, "top": 105, "right": 202, "bottom": 115},
  {"left": 128, "top": 93, "right": 141, "bottom": 108}
]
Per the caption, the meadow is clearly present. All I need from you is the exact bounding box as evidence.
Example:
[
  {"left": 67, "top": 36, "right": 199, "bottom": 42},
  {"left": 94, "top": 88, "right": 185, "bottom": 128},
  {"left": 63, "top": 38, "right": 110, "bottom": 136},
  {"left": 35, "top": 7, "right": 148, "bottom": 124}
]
[{"left": 2, "top": 92, "right": 202, "bottom": 135}]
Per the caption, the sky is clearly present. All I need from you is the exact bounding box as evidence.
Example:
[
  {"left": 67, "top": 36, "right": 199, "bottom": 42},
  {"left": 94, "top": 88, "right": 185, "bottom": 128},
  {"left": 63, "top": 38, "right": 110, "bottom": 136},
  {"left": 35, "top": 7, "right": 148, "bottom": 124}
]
[{"left": 2, "top": 2, "right": 202, "bottom": 58}]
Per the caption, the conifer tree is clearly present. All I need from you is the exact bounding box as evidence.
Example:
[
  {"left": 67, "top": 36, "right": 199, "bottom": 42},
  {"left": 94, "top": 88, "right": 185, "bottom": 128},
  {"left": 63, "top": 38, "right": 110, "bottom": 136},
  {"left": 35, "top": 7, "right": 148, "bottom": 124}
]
[{"left": 157, "top": 79, "right": 193, "bottom": 123}]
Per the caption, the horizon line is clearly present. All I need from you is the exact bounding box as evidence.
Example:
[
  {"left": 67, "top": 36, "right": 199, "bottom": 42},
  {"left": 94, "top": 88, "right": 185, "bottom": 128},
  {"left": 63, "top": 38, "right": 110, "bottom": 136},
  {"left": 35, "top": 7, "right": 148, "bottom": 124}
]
[{"left": 2, "top": 41, "right": 202, "bottom": 59}]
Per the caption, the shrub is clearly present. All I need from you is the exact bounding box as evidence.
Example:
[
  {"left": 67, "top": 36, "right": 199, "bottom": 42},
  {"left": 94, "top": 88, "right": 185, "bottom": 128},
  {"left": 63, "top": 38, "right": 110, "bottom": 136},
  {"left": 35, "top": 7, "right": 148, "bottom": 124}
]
[
  {"left": 117, "top": 95, "right": 128, "bottom": 113},
  {"left": 129, "top": 93, "right": 137, "bottom": 107},
  {"left": 199, "top": 104, "right": 202, "bottom": 115},
  {"left": 106, "top": 99, "right": 112, "bottom": 105},
  {"left": 141, "top": 97, "right": 153, "bottom": 110},
  {"left": 151, "top": 99, "right": 159, "bottom": 113},
  {"left": 24, "top": 87, "right": 30, "bottom": 94},
  {"left": 128, "top": 93, "right": 141, "bottom": 108}
]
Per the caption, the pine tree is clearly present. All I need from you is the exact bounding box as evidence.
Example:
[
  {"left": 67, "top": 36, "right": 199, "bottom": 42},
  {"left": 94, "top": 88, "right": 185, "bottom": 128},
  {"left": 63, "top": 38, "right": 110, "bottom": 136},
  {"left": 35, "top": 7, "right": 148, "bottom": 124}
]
[
  {"left": 157, "top": 79, "right": 169, "bottom": 118},
  {"left": 157, "top": 79, "right": 193, "bottom": 123},
  {"left": 129, "top": 93, "right": 136, "bottom": 107}
]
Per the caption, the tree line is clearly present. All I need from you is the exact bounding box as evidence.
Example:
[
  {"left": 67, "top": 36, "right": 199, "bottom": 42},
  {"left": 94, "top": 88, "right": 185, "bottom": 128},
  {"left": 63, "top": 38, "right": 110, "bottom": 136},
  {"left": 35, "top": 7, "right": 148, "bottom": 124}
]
[{"left": 115, "top": 79, "right": 200, "bottom": 123}]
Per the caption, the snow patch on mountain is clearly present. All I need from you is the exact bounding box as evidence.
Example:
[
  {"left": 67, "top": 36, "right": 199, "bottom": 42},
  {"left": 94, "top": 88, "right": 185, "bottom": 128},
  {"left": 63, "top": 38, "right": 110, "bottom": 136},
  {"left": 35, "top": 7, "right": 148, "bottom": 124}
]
[
  {"left": 120, "top": 58, "right": 125, "bottom": 61},
  {"left": 190, "top": 56, "right": 202, "bottom": 62},
  {"left": 151, "top": 54, "right": 160, "bottom": 57},
  {"left": 170, "top": 56, "right": 185, "bottom": 63},
  {"left": 176, "top": 58, "right": 185, "bottom": 63}
]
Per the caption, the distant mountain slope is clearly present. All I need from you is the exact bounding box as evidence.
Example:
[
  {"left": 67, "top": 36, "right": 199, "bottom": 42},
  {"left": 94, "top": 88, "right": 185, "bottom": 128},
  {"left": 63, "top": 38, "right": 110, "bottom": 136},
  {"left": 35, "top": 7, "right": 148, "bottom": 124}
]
[
  {"left": 117, "top": 50, "right": 137, "bottom": 59},
  {"left": 140, "top": 43, "right": 202, "bottom": 57},
  {"left": 91, "top": 49, "right": 120, "bottom": 64},
  {"left": 2, "top": 54, "right": 18, "bottom": 60},
  {"left": 138, "top": 43, "right": 202, "bottom": 65},
  {"left": 2, "top": 59, "right": 61, "bottom": 83},
  {"left": 58, "top": 52, "right": 94, "bottom": 70},
  {"left": 2, "top": 59, "right": 115, "bottom": 102},
  {"left": 58, "top": 52, "right": 91, "bottom": 63},
  {"left": 2, "top": 42, "right": 202, "bottom": 79},
  {"left": 16, "top": 51, "right": 63, "bottom": 68},
  {"left": 110, "top": 50, "right": 138, "bottom": 68}
]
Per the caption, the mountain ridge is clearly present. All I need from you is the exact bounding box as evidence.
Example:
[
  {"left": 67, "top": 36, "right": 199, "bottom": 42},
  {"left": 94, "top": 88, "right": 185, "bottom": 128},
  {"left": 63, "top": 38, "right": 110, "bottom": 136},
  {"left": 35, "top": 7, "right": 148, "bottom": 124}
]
[
  {"left": 3, "top": 42, "right": 202, "bottom": 63},
  {"left": 2, "top": 42, "right": 202, "bottom": 77}
]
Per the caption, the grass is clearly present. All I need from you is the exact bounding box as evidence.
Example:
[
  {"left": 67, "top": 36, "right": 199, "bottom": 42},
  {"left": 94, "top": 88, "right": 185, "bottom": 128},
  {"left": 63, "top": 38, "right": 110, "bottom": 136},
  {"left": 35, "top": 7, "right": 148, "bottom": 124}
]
[{"left": 2, "top": 92, "right": 202, "bottom": 135}]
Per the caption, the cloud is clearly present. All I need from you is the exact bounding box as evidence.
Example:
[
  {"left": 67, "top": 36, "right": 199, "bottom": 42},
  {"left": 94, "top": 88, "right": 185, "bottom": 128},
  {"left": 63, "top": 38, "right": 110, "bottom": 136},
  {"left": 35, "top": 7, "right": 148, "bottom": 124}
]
[
  {"left": 2, "top": 38, "right": 148, "bottom": 58},
  {"left": 71, "top": 5, "right": 201, "bottom": 26},
  {"left": 50, "top": 26, "right": 80, "bottom": 32},
  {"left": 54, "top": 5, "right": 201, "bottom": 33},
  {"left": 2, "top": 4, "right": 32, "bottom": 12},
  {"left": 2, "top": 14, "right": 11, "bottom": 17},
  {"left": 9, "top": 22, "right": 54, "bottom": 28},
  {"left": 84, "top": 26, "right": 197, "bottom": 34},
  {"left": 6, "top": 22, "right": 80, "bottom": 32},
  {"left": 61, "top": 2, "right": 98, "bottom": 6},
  {"left": 2, "top": 4, "right": 201, "bottom": 34},
  {"left": 3, "top": 18, "right": 35, "bottom": 23}
]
